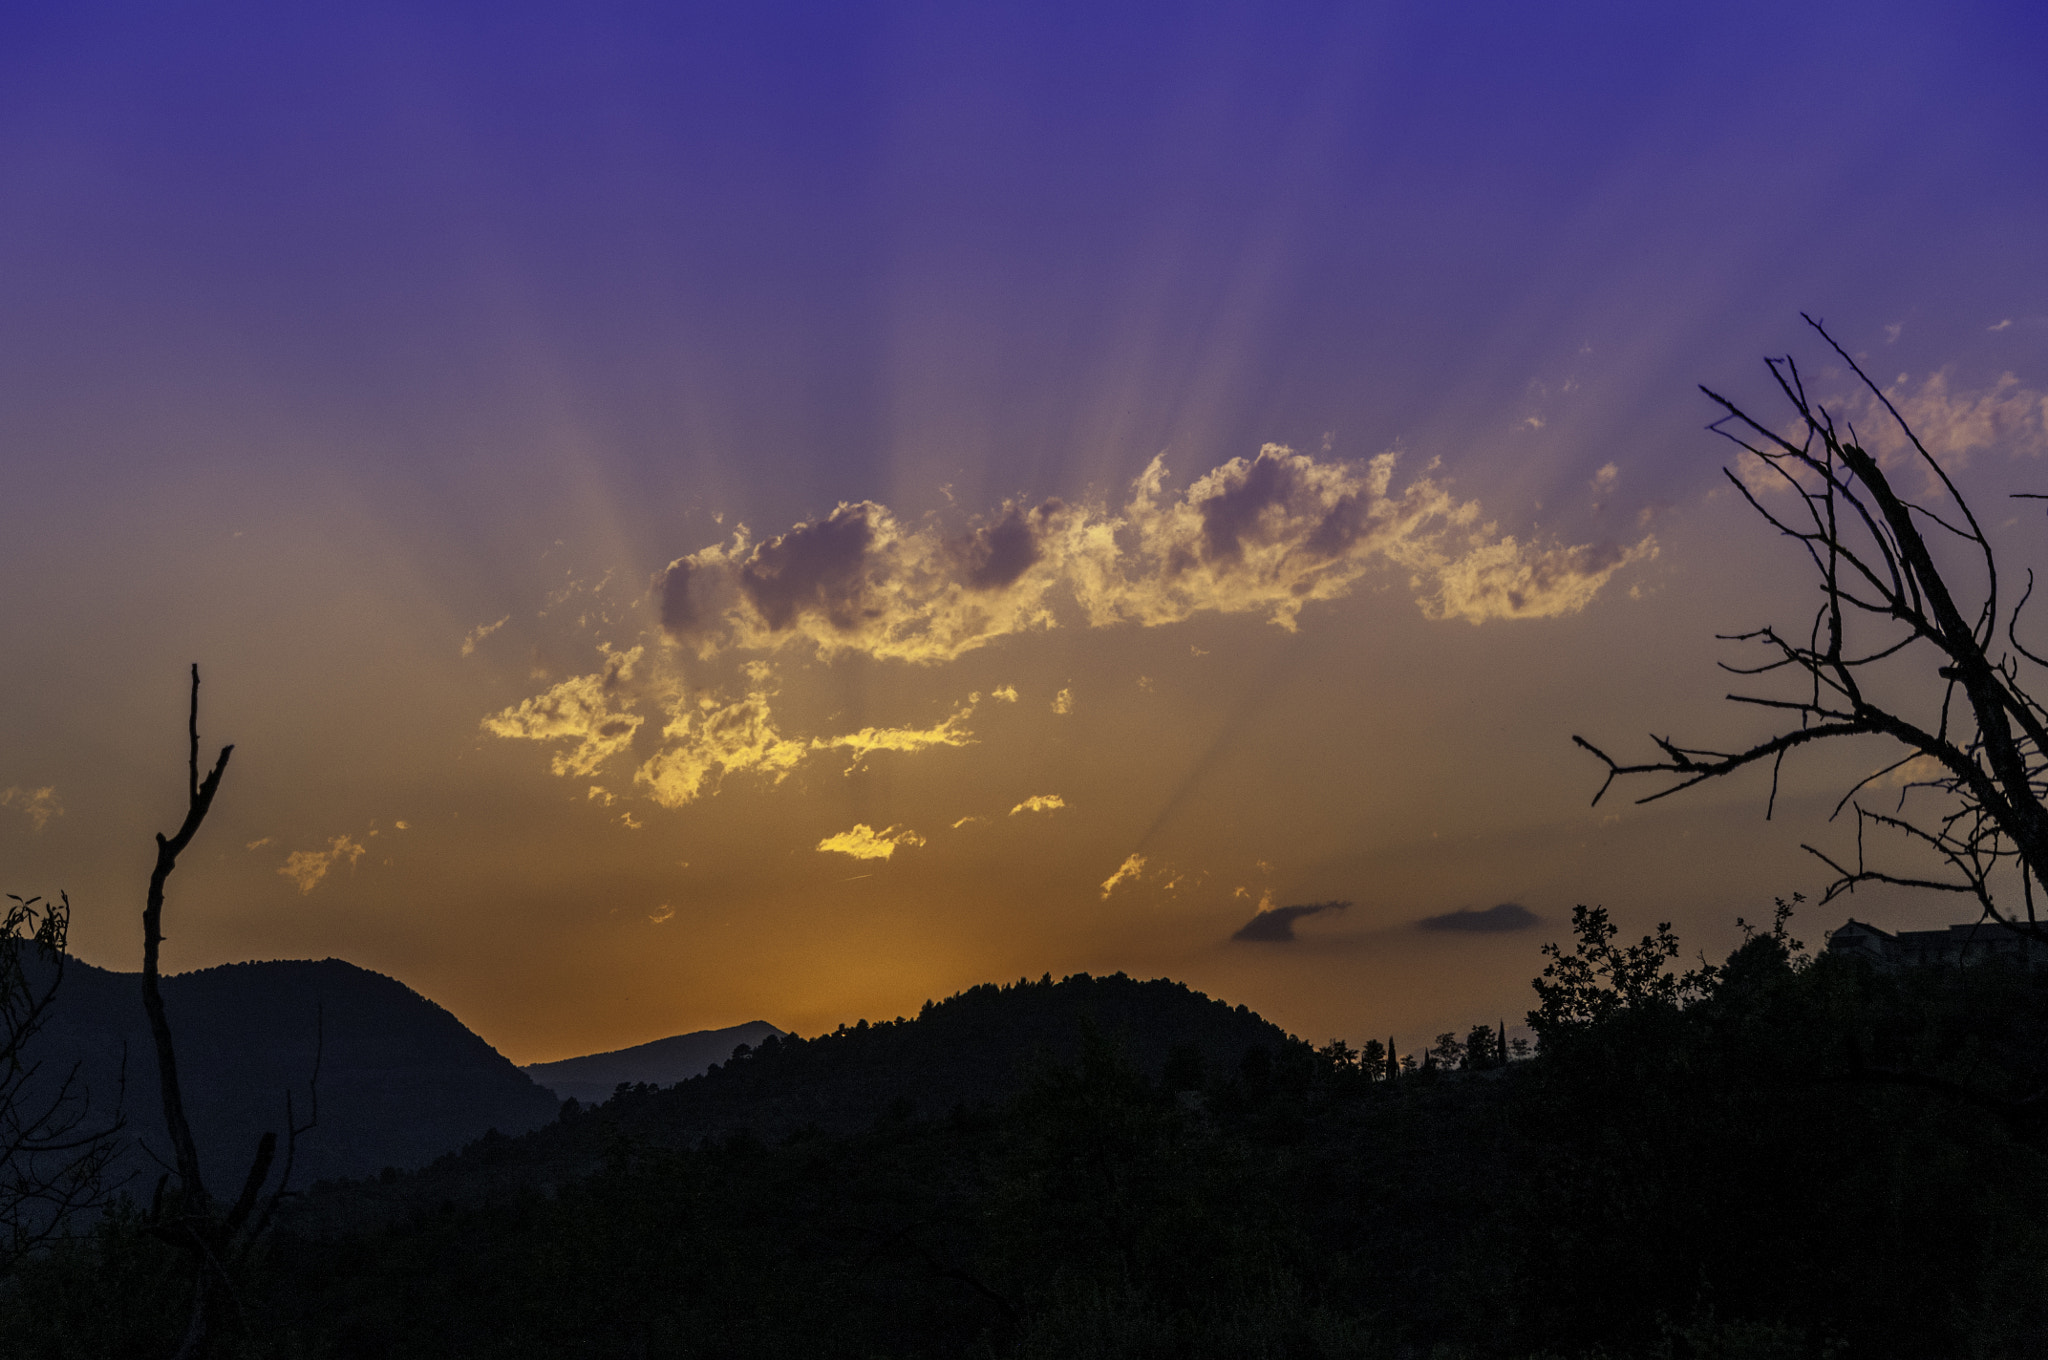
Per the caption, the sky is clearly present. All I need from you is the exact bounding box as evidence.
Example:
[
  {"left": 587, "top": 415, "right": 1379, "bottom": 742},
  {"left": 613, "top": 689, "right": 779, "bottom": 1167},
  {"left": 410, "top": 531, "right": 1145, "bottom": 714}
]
[{"left": 2, "top": 3, "right": 2045, "bottom": 1063}]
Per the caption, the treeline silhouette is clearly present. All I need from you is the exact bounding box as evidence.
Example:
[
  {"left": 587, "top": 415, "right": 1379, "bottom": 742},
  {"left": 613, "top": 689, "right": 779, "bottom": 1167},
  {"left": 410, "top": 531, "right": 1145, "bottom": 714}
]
[{"left": 7, "top": 923, "right": 2048, "bottom": 1358}]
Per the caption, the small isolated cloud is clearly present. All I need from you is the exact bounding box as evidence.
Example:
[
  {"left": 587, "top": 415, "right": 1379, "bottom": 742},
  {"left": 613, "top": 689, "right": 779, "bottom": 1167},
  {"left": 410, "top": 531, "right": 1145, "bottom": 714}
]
[
  {"left": 0, "top": 786, "right": 63, "bottom": 833},
  {"left": 588, "top": 786, "right": 616, "bottom": 806},
  {"left": 817, "top": 823, "right": 925, "bottom": 861},
  {"left": 1233, "top": 899, "right": 1349, "bottom": 942},
  {"left": 279, "top": 835, "right": 369, "bottom": 896},
  {"left": 1052, "top": 687, "right": 1073, "bottom": 715},
  {"left": 648, "top": 902, "right": 675, "bottom": 924},
  {"left": 1885, "top": 322, "right": 1903, "bottom": 344},
  {"left": 950, "top": 814, "right": 989, "bottom": 829},
  {"left": 394, "top": 820, "right": 409, "bottom": 831},
  {"left": 1100, "top": 853, "right": 1147, "bottom": 898},
  {"left": 1009, "top": 794, "right": 1065, "bottom": 816},
  {"left": 991, "top": 684, "right": 1019, "bottom": 703},
  {"left": 1990, "top": 319, "right": 2013, "bottom": 332},
  {"left": 1416, "top": 902, "right": 1539, "bottom": 933},
  {"left": 461, "top": 615, "right": 511, "bottom": 657},
  {"left": 1591, "top": 463, "right": 1619, "bottom": 494},
  {"left": 244, "top": 837, "right": 274, "bottom": 851}
]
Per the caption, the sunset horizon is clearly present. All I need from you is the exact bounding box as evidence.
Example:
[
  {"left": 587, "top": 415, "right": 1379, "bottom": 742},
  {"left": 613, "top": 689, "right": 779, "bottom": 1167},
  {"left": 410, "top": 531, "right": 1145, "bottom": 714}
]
[{"left": 4, "top": 5, "right": 2044, "bottom": 1068}]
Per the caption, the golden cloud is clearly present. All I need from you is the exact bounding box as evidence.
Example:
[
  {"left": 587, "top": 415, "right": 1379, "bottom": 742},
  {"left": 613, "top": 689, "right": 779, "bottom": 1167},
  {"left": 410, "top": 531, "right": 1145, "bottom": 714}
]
[
  {"left": 1010, "top": 794, "right": 1066, "bottom": 815},
  {"left": 812, "top": 704, "right": 977, "bottom": 773},
  {"left": 280, "top": 834, "right": 367, "bottom": 896},
  {"left": 634, "top": 688, "right": 809, "bottom": 809},
  {"left": 1100, "top": 852, "right": 1147, "bottom": 898},
  {"left": 481, "top": 645, "right": 646, "bottom": 776},
  {"left": 653, "top": 445, "right": 1651, "bottom": 665},
  {"left": 817, "top": 823, "right": 926, "bottom": 861}
]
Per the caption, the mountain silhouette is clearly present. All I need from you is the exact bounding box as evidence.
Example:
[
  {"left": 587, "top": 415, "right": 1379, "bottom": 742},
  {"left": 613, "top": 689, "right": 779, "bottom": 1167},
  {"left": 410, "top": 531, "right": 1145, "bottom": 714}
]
[
  {"left": 305, "top": 969, "right": 1295, "bottom": 1224},
  {"left": 522, "top": 1021, "right": 787, "bottom": 1104},
  {"left": 22, "top": 955, "right": 558, "bottom": 1192}
]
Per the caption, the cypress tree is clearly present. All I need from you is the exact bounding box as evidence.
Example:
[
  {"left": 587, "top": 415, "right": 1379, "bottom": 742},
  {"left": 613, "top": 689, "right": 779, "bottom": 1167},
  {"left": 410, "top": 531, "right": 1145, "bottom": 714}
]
[{"left": 1497, "top": 1019, "right": 1509, "bottom": 1066}]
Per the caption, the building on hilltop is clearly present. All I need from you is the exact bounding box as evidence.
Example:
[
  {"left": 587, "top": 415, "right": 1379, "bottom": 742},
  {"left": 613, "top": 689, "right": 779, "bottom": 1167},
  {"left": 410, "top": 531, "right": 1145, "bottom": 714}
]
[{"left": 1827, "top": 918, "right": 2048, "bottom": 970}]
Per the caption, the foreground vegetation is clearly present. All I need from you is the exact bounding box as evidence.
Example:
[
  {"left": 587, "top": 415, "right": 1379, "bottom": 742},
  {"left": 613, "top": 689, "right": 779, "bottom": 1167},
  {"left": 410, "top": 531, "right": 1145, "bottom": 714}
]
[{"left": 5, "top": 907, "right": 2048, "bottom": 1359}]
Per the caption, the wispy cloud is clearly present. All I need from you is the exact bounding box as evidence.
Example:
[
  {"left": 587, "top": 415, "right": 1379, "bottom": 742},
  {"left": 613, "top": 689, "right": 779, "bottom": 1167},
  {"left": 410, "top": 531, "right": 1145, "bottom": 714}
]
[
  {"left": 280, "top": 834, "right": 368, "bottom": 895},
  {"left": 1100, "top": 853, "right": 1146, "bottom": 898},
  {"left": 1009, "top": 794, "right": 1065, "bottom": 815},
  {"left": 813, "top": 704, "right": 977, "bottom": 772},
  {"left": 481, "top": 645, "right": 646, "bottom": 776},
  {"left": 1847, "top": 369, "right": 2048, "bottom": 482},
  {"left": 817, "top": 823, "right": 926, "bottom": 861},
  {"left": 460, "top": 615, "right": 511, "bottom": 657},
  {"left": 0, "top": 786, "right": 62, "bottom": 833}
]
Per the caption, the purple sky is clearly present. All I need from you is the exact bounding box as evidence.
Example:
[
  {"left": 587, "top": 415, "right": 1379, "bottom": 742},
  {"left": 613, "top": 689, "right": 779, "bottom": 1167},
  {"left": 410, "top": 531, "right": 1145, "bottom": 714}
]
[{"left": 3, "top": 4, "right": 2044, "bottom": 1060}]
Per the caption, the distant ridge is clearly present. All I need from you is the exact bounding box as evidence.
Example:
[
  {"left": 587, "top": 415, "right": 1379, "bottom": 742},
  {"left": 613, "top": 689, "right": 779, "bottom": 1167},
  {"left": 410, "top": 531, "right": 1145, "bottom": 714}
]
[{"left": 523, "top": 1021, "right": 787, "bottom": 1104}]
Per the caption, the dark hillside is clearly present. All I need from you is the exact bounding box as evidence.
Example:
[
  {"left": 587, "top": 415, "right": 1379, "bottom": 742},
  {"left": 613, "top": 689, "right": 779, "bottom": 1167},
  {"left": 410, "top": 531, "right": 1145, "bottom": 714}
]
[
  {"left": 18, "top": 934, "right": 2048, "bottom": 1357},
  {"left": 23, "top": 956, "right": 558, "bottom": 1190},
  {"left": 293, "top": 969, "right": 1291, "bottom": 1224}
]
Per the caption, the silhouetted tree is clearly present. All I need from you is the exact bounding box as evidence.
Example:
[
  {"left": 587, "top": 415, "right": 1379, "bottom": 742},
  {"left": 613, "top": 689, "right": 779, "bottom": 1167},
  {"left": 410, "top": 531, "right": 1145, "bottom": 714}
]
[
  {"left": 1358, "top": 1038, "right": 1387, "bottom": 1082},
  {"left": 141, "top": 667, "right": 316, "bottom": 1359},
  {"left": 0, "top": 892, "right": 123, "bottom": 1277},
  {"left": 1463, "top": 1024, "right": 1495, "bottom": 1071},
  {"left": 1530, "top": 905, "right": 1717, "bottom": 1044},
  {"left": 1578, "top": 316, "right": 2048, "bottom": 938}
]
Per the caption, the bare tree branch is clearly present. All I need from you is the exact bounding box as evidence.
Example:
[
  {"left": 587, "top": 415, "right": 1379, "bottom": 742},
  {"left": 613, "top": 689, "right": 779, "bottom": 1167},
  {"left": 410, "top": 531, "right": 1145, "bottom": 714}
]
[{"left": 1577, "top": 319, "right": 2048, "bottom": 941}]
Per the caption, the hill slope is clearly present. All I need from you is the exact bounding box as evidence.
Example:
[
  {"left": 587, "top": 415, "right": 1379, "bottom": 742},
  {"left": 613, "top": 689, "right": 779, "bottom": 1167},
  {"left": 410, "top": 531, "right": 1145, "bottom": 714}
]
[
  {"left": 294, "top": 969, "right": 1295, "bottom": 1229},
  {"left": 24, "top": 955, "right": 559, "bottom": 1190}
]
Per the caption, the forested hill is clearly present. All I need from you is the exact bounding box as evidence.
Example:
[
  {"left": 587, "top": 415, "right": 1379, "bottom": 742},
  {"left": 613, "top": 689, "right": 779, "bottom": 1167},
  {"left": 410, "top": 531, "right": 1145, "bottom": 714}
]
[
  {"left": 25, "top": 955, "right": 559, "bottom": 1189},
  {"left": 617, "top": 969, "right": 1292, "bottom": 1136},
  {"left": 15, "top": 938, "right": 2048, "bottom": 1356},
  {"left": 293, "top": 970, "right": 1293, "bottom": 1222}
]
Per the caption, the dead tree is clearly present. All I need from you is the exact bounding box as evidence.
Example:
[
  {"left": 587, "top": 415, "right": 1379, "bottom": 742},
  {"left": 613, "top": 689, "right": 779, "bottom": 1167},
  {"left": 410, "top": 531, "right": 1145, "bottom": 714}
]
[
  {"left": 142, "top": 667, "right": 317, "bottom": 1360},
  {"left": 1576, "top": 316, "right": 2048, "bottom": 938},
  {"left": 0, "top": 891, "right": 124, "bottom": 1277}
]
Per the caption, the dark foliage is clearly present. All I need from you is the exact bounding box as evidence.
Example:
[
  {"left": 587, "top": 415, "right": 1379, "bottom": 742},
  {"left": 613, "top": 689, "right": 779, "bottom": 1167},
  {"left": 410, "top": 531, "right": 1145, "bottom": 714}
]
[{"left": 6, "top": 934, "right": 2047, "bottom": 1358}]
